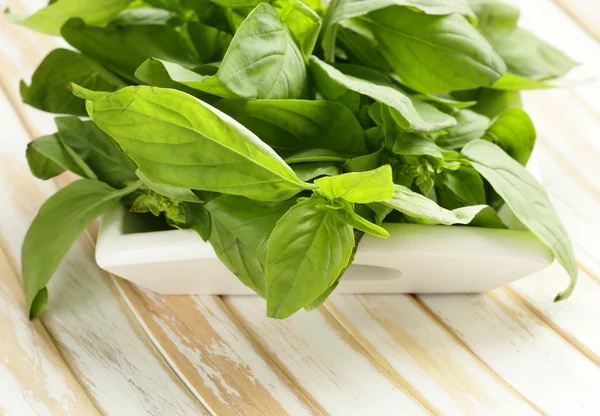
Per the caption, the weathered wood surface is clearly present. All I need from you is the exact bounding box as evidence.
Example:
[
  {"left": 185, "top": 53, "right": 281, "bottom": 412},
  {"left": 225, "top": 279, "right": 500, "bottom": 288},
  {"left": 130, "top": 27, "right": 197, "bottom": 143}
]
[{"left": 1, "top": 0, "right": 600, "bottom": 414}]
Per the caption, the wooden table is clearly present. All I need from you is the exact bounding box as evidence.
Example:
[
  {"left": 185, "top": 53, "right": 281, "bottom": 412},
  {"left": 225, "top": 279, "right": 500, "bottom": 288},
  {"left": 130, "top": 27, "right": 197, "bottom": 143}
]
[{"left": 1, "top": 0, "right": 600, "bottom": 414}]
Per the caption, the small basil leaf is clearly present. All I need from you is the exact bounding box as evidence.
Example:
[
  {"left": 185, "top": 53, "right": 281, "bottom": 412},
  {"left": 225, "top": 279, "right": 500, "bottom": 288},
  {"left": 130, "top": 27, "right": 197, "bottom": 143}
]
[
  {"left": 393, "top": 134, "right": 443, "bottom": 159},
  {"left": 462, "top": 139, "right": 577, "bottom": 300},
  {"left": 310, "top": 57, "right": 456, "bottom": 132},
  {"left": 26, "top": 133, "right": 94, "bottom": 180},
  {"left": 363, "top": 6, "right": 505, "bottom": 93},
  {"left": 215, "top": 99, "right": 367, "bottom": 155},
  {"left": 292, "top": 163, "right": 341, "bottom": 181},
  {"left": 136, "top": 170, "right": 203, "bottom": 203},
  {"left": 437, "top": 110, "right": 490, "bottom": 150},
  {"left": 22, "top": 179, "right": 140, "bottom": 318},
  {"left": 55, "top": 116, "right": 139, "bottom": 188},
  {"left": 472, "top": 88, "right": 522, "bottom": 119},
  {"left": 274, "top": 0, "right": 321, "bottom": 57},
  {"left": 265, "top": 196, "right": 354, "bottom": 318},
  {"left": 315, "top": 165, "right": 394, "bottom": 203},
  {"left": 436, "top": 166, "right": 486, "bottom": 209},
  {"left": 21, "top": 49, "right": 120, "bottom": 116},
  {"left": 9, "top": 0, "right": 132, "bottom": 35},
  {"left": 337, "top": 206, "right": 389, "bottom": 238},
  {"left": 483, "top": 108, "right": 536, "bottom": 166}
]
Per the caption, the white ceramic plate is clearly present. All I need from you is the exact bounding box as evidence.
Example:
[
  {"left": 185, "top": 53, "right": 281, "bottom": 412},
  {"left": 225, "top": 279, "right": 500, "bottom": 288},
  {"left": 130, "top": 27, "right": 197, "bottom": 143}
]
[{"left": 95, "top": 155, "right": 553, "bottom": 295}]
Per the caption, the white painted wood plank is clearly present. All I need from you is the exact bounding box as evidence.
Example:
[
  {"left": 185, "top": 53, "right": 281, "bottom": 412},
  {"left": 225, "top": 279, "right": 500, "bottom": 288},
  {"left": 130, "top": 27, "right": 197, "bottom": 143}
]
[
  {"left": 420, "top": 289, "right": 600, "bottom": 415},
  {"left": 0, "top": 249, "right": 100, "bottom": 416},
  {"left": 0, "top": 88, "right": 207, "bottom": 415},
  {"left": 326, "top": 295, "right": 539, "bottom": 415},
  {"left": 116, "top": 283, "right": 322, "bottom": 416},
  {"left": 223, "top": 296, "right": 431, "bottom": 416}
]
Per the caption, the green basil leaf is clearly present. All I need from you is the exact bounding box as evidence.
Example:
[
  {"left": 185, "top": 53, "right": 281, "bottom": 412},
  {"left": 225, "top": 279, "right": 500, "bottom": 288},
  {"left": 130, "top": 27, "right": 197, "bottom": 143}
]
[
  {"left": 134, "top": 58, "right": 220, "bottom": 103},
  {"left": 436, "top": 166, "right": 486, "bottom": 209},
  {"left": 462, "top": 139, "right": 577, "bottom": 300},
  {"left": 336, "top": 20, "right": 391, "bottom": 71},
  {"left": 292, "top": 163, "right": 340, "bottom": 181},
  {"left": 189, "top": 3, "right": 308, "bottom": 99},
  {"left": 186, "top": 21, "right": 232, "bottom": 63},
  {"left": 61, "top": 18, "right": 200, "bottom": 82},
  {"left": 414, "top": 94, "right": 477, "bottom": 110},
  {"left": 265, "top": 196, "right": 354, "bottom": 318},
  {"left": 437, "top": 110, "right": 490, "bottom": 150},
  {"left": 206, "top": 195, "right": 295, "bottom": 262},
  {"left": 209, "top": 217, "right": 266, "bottom": 297},
  {"left": 469, "top": 0, "right": 520, "bottom": 29},
  {"left": 315, "top": 165, "right": 394, "bottom": 203},
  {"left": 136, "top": 170, "right": 203, "bottom": 203},
  {"left": 55, "top": 116, "right": 139, "bottom": 188},
  {"left": 170, "top": 202, "right": 212, "bottom": 241},
  {"left": 393, "top": 133, "right": 443, "bottom": 159},
  {"left": 471, "top": 88, "right": 522, "bottom": 119},
  {"left": 23, "top": 179, "right": 140, "bottom": 318},
  {"left": 9, "top": 0, "right": 132, "bottom": 35},
  {"left": 208, "top": 0, "right": 263, "bottom": 7},
  {"left": 483, "top": 108, "right": 535, "bottom": 165},
  {"left": 21, "top": 49, "right": 120, "bottom": 116},
  {"left": 275, "top": 0, "right": 321, "bottom": 57},
  {"left": 283, "top": 148, "right": 354, "bottom": 163},
  {"left": 490, "top": 73, "right": 582, "bottom": 91},
  {"left": 363, "top": 6, "right": 505, "bottom": 93},
  {"left": 215, "top": 99, "right": 367, "bottom": 154},
  {"left": 321, "top": 0, "right": 475, "bottom": 61},
  {"left": 342, "top": 148, "right": 383, "bottom": 172},
  {"left": 109, "top": 7, "right": 176, "bottom": 26},
  {"left": 26, "top": 133, "right": 95, "bottom": 180},
  {"left": 337, "top": 206, "right": 389, "bottom": 237},
  {"left": 310, "top": 57, "right": 456, "bottom": 132},
  {"left": 384, "top": 184, "right": 498, "bottom": 225},
  {"left": 86, "top": 86, "right": 309, "bottom": 201}
]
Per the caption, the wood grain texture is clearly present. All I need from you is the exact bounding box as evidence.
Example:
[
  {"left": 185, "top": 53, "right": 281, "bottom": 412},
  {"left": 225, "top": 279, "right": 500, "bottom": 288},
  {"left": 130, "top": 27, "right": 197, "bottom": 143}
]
[
  {"left": 116, "top": 283, "right": 323, "bottom": 416},
  {"left": 223, "top": 296, "right": 431, "bottom": 416},
  {"left": 554, "top": 0, "right": 600, "bottom": 43},
  {"left": 0, "top": 247, "right": 100, "bottom": 416},
  {"left": 0, "top": 88, "right": 208, "bottom": 415},
  {"left": 326, "top": 295, "right": 540, "bottom": 415}
]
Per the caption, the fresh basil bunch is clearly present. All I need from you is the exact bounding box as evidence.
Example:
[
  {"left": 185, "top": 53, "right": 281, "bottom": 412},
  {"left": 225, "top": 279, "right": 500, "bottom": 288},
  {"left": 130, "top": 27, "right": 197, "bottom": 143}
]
[{"left": 12, "top": 0, "right": 578, "bottom": 319}]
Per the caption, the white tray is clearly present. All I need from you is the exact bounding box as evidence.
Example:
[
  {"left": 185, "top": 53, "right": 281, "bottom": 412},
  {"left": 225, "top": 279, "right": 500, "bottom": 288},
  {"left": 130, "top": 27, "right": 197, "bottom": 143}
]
[{"left": 95, "top": 156, "right": 554, "bottom": 296}]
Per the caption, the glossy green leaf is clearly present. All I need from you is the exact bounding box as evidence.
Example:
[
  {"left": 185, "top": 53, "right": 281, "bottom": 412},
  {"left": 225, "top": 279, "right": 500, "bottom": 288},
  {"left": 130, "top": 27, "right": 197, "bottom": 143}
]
[
  {"left": 462, "top": 139, "right": 577, "bottom": 300},
  {"left": 186, "top": 21, "right": 232, "bottom": 63},
  {"left": 9, "top": 0, "right": 132, "bottom": 35},
  {"left": 364, "top": 6, "right": 506, "bottom": 93},
  {"left": 483, "top": 108, "right": 535, "bottom": 165},
  {"left": 337, "top": 205, "right": 389, "bottom": 237},
  {"left": 437, "top": 110, "right": 490, "bottom": 149},
  {"left": 393, "top": 134, "right": 443, "bottom": 159},
  {"left": 21, "top": 49, "right": 120, "bottom": 116},
  {"left": 188, "top": 4, "right": 308, "bottom": 99},
  {"left": 275, "top": 0, "right": 321, "bottom": 57},
  {"left": 265, "top": 196, "right": 354, "bottom": 318},
  {"left": 383, "top": 184, "right": 497, "bottom": 226},
  {"left": 136, "top": 170, "right": 203, "bottom": 203},
  {"left": 206, "top": 195, "right": 295, "bottom": 262},
  {"left": 472, "top": 88, "right": 522, "bottom": 119},
  {"left": 321, "top": 0, "right": 475, "bottom": 61},
  {"left": 215, "top": 99, "right": 367, "bottom": 154},
  {"left": 86, "top": 86, "right": 309, "bottom": 201},
  {"left": 315, "top": 165, "right": 394, "bottom": 203},
  {"left": 26, "top": 133, "right": 95, "bottom": 180},
  {"left": 336, "top": 20, "right": 390, "bottom": 71},
  {"left": 55, "top": 116, "right": 139, "bottom": 188},
  {"left": 22, "top": 179, "right": 140, "bottom": 318},
  {"left": 62, "top": 18, "right": 199, "bottom": 82},
  {"left": 436, "top": 166, "right": 486, "bottom": 209},
  {"left": 292, "top": 163, "right": 340, "bottom": 181},
  {"left": 310, "top": 57, "right": 456, "bottom": 132}
]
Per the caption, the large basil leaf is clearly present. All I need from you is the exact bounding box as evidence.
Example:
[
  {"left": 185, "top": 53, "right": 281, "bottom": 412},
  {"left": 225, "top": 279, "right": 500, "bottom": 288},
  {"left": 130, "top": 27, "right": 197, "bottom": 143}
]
[
  {"left": 462, "top": 139, "right": 577, "bottom": 300},
  {"left": 483, "top": 109, "right": 535, "bottom": 166},
  {"left": 189, "top": 3, "right": 308, "bottom": 99},
  {"left": 321, "top": 0, "right": 475, "bottom": 61},
  {"left": 215, "top": 99, "right": 367, "bottom": 154},
  {"left": 20, "top": 49, "right": 121, "bottom": 116},
  {"left": 22, "top": 179, "right": 140, "bottom": 318},
  {"left": 55, "top": 116, "right": 139, "bottom": 188},
  {"left": 274, "top": 0, "right": 321, "bottom": 57},
  {"left": 209, "top": 218, "right": 266, "bottom": 297},
  {"left": 363, "top": 6, "right": 506, "bottom": 93},
  {"left": 206, "top": 195, "right": 295, "bottom": 262},
  {"left": 86, "top": 86, "right": 309, "bottom": 201},
  {"left": 26, "top": 133, "right": 96, "bottom": 180},
  {"left": 265, "top": 196, "right": 354, "bottom": 318},
  {"left": 315, "top": 165, "right": 394, "bottom": 203},
  {"left": 383, "top": 184, "right": 501, "bottom": 226},
  {"left": 310, "top": 57, "right": 456, "bottom": 132},
  {"left": 61, "top": 18, "right": 200, "bottom": 82},
  {"left": 437, "top": 110, "right": 490, "bottom": 150},
  {"left": 9, "top": 0, "right": 132, "bottom": 35}
]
